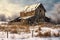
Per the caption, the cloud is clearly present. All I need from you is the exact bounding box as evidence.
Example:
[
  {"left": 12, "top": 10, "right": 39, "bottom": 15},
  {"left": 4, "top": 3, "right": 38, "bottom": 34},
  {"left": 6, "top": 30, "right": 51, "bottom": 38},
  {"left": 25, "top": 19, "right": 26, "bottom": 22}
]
[
  {"left": 47, "top": 3, "right": 60, "bottom": 23},
  {"left": 0, "top": 0, "right": 23, "bottom": 20},
  {"left": 0, "top": 14, "right": 6, "bottom": 21}
]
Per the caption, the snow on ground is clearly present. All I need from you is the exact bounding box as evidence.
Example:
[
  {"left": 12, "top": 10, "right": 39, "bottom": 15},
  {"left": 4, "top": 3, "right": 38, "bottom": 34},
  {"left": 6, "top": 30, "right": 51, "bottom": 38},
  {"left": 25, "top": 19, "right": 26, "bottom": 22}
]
[
  {"left": 0, "top": 37, "right": 60, "bottom": 40},
  {"left": 0, "top": 26, "right": 60, "bottom": 40}
]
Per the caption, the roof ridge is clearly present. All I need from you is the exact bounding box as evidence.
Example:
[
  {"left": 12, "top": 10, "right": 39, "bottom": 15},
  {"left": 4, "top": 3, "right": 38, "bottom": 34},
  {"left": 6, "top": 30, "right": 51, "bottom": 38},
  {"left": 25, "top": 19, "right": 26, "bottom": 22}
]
[{"left": 24, "top": 3, "right": 40, "bottom": 12}]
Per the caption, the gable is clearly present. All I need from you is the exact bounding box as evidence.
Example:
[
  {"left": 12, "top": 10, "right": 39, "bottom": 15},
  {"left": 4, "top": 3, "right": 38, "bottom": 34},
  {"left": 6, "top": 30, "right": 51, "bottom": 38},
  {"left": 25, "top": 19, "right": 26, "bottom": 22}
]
[{"left": 39, "top": 4, "right": 46, "bottom": 12}]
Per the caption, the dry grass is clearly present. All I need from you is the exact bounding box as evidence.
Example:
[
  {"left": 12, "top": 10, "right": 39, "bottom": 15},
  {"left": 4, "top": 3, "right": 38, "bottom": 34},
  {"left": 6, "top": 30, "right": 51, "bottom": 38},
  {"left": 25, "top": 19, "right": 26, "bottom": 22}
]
[
  {"left": 35, "top": 30, "right": 60, "bottom": 37},
  {"left": 35, "top": 27, "right": 41, "bottom": 32},
  {"left": 35, "top": 32, "right": 43, "bottom": 37},
  {"left": 53, "top": 33, "right": 60, "bottom": 37},
  {"left": 43, "top": 31, "right": 51, "bottom": 37},
  {"left": 0, "top": 25, "right": 30, "bottom": 33}
]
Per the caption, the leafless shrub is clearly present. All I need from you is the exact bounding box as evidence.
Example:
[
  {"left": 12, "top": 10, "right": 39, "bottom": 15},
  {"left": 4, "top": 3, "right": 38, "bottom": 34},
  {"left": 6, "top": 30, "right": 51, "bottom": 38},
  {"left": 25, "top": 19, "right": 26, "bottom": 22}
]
[
  {"left": 10, "top": 29, "right": 18, "bottom": 33},
  {"left": 35, "top": 27, "right": 41, "bottom": 32},
  {"left": 35, "top": 32, "right": 43, "bottom": 37},
  {"left": 43, "top": 31, "right": 51, "bottom": 37},
  {"left": 53, "top": 32, "right": 60, "bottom": 37}
]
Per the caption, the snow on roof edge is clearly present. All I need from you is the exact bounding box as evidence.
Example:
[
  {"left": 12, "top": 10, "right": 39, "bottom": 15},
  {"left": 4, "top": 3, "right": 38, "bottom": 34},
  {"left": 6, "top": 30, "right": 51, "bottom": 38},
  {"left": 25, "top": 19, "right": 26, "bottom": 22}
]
[{"left": 21, "top": 3, "right": 41, "bottom": 12}]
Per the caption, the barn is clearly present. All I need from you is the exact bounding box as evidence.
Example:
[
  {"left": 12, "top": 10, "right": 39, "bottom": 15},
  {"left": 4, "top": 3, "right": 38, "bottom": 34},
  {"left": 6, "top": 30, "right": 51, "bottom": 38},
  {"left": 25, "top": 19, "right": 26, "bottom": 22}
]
[
  {"left": 20, "top": 3, "right": 46, "bottom": 25},
  {"left": 9, "top": 3, "right": 50, "bottom": 26}
]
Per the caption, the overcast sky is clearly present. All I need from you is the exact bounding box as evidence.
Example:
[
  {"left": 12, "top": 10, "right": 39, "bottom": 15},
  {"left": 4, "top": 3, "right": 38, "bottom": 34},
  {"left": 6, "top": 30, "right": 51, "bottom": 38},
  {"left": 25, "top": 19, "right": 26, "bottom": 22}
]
[{"left": 0, "top": 0, "right": 60, "bottom": 21}]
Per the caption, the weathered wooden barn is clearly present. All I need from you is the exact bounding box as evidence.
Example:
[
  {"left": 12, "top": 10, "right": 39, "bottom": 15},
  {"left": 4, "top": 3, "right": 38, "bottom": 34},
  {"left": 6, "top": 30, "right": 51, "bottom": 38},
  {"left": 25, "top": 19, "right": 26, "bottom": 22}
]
[
  {"left": 20, "top": 3, "right": 46, "bottom": 25},
  {"left": 9, "top": 3, "right": 50, "bottom": 26}
]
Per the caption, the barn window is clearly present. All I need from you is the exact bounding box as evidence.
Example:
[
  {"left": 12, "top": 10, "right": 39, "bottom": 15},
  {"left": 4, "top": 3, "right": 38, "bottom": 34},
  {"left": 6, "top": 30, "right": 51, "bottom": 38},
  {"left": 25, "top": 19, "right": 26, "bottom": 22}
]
[{"left": 40, "top": 10, "right": 41, "bottom": 12}]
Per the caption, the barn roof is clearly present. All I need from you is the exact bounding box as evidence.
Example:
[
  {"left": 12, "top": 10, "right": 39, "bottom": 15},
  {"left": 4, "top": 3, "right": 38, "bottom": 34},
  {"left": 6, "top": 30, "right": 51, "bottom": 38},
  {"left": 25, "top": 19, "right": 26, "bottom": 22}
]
[
  {"left": 24, "top": 3, "right": 40, "bottom": 12},
  {"left": 21, "top": 3, "right": 46, "bottom": 12},
  {"left": 9, "top": 17, "right": 21, "bottom": 22}
]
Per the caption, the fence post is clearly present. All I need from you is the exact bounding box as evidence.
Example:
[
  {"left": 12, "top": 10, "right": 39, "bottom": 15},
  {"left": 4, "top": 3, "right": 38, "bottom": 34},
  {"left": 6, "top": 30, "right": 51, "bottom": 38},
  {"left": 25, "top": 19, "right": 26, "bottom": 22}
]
[
  {"left": 6, "top": 24, "right": 8, "bottom": 38},
  {"left": 32, "top": 30, "right": 34, "bottom": 37},
  {"left": 7, "top": 30, "right": 8, "bottom": 38}
]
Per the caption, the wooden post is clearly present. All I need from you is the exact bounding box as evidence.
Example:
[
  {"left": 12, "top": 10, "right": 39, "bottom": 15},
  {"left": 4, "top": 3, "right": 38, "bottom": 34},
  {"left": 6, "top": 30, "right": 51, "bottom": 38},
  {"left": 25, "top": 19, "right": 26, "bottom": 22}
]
[
  {"left": 32, "top": 30, "right": 34, "bottom": 37},
  {"left": 7, "top": 30, "right": 8, "bottom": 38},
  {"left": 7, "top": 24, "right": 8, "bottom": 38}
]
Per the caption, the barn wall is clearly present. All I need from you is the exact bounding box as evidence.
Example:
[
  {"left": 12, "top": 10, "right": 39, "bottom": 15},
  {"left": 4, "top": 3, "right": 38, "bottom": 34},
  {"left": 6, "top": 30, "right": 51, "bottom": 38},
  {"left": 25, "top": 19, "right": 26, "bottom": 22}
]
[
  {"left": 20, "top": 10, "right": 35, "bottom": 17},
  {"left": 39, "top": 6, "right": 45, "bottom": 18},
  {"left": 35, "top": 5, "right": 45, "bottom": 22}
]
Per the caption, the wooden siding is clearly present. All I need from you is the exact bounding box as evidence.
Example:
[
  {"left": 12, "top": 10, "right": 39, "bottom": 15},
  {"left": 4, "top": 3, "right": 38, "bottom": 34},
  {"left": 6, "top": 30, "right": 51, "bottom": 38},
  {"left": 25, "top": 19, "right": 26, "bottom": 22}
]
[{"left": 20, "top": 10, "right": 35, "bottom": 17}]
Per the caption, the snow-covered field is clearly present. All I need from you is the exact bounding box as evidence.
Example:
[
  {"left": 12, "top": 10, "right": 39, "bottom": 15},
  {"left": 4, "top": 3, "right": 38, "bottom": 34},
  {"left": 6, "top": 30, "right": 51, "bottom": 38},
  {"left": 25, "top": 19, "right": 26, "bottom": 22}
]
[
  {"left": 0, "top": 26, "right": 60, "bottom": 40},
  {"left": 0, "top": 37, "right": 60, "bottom": 40},
  {"left": 0, "top": 32, "right": 60, "bottom": 40}
]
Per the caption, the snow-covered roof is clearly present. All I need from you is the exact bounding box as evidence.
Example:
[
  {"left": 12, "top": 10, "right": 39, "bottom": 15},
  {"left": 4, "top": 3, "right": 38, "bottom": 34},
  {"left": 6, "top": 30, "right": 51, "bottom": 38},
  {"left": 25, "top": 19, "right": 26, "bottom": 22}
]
[{"left": 23, "top": 3, "right": 40, "bottom": 12}]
